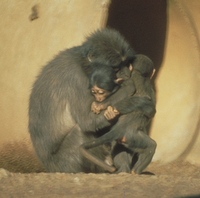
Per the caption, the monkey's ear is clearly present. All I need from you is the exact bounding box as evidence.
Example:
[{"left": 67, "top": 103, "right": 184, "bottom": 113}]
[
  {"left": 87, "top": 50, "right": 98, "bottom": 62},
  {"left": 81, "top": 43, "right": 95, "bottom": 61},
  {"left": 150, "top": 69, "right": 156, "bottom": 79},
  {"left": 129, "top": 64, "right": 133, "bottom": 72},
  {"left": 115, "top": 78, "right": 124, "bottom": 85},
  {"left": 118, "top": 136, "right": 126, "bottom": 144}
]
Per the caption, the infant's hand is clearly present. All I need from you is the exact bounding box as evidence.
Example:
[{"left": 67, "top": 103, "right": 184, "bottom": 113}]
[
  {"left": 91, "top": 101, "right": 101, "bottom": 114},
  {"left": 104, "top": 106, "right": 119, "bottom": 120}
]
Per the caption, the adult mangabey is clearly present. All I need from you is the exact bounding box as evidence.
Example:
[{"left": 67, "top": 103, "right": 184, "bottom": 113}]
[
  {"left": 29, "top": 29, "right": 154, "bottom": 173},
  {"left": 80, "top": 54, "right": 157, "bottom": 174}
]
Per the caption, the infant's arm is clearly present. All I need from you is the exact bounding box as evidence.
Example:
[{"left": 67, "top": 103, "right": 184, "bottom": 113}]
[{"left": 104, "top": 78, "right": 136, "bottom": 106}]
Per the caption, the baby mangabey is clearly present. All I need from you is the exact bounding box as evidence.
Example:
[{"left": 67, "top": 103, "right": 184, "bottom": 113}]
[
  {"left": 89, "top": 57, "right": 155, "bottom": 120},
  {"left": 89, "top": 62, "right": 124, "bottom": 119}
]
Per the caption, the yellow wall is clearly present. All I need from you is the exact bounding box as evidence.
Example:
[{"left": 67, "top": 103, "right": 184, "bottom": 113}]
[
  {"left": 151, "top": 0, "right": 200, "bottom": 164},
  {"left": 0, "top": 0, "right": 200, "bottom": 172}
]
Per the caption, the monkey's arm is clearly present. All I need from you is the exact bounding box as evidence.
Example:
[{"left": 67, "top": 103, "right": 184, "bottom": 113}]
[
  {"left": 84, "top": 109, "right": 119, "bottom": 132},
  {"left": 113, "top": 96, "right": 156, "bottom": 119},
  {"left": 108, "top": 72, "right": 156, "bottom": 119},
  {"left": 89, "top": 78, "right": 155, "bottom": 120},
  {"left": 90, "top": 83, "right": 155, "bottom": 120},
  {"left": 71, "top": 88, "right": 114, "bottom": 132}
]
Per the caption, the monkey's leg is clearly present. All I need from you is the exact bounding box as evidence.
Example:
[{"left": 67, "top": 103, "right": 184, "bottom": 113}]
[
  {"left": 44, "top": 125, "right": 85, "bottom": 173},
  {"left": 44, "top": 124, "right": 106, "bottom": 173},
  {"left": 112, "top": 143, "right": 132, "bottom": 173},
  {"left": 131, "top": 131, "right": 157, "bottom": 174}
]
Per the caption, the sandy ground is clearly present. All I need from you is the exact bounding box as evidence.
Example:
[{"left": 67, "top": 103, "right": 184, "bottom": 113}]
[{"left": 1, "top": 161, "right": 200, "bottom": 198}]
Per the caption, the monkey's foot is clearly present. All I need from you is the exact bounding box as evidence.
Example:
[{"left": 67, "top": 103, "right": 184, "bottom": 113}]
[{"left": 131, "top": 170, "right": 136, "bottom": 175}]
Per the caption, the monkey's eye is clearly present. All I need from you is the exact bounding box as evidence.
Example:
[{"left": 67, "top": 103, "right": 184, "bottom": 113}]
[
  {"left": 98, "top": 91, "right": 105, "bottom": 95},
  {"left": 91, "top": 90, "right": 96, "bottom": 94}
]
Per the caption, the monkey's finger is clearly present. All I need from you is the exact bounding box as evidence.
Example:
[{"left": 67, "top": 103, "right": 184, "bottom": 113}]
[
  {"left": 91, "top": 102, "right": 98, "bottom": 110},
  {"left": 104, "top": 112, "right": 110, "bottom": 120},
  {"left": 113, "top": 109, "right": 119, "bottom": 115},
  {"left": 91, "top": 104, "right": 100, "bottom": 114},
  {"left": 107, "top": 106, "right": 113, "bottom": 111},
  {"left": 91, "top": 107, "right": 97, "bottom": 113},
  {"left": 108, "top": 107, "right": 118, "bottom": 118},
  {"left": 106, "top": 108, "right": 114, "bottom": 116},
  {"left": 91, "top": 105, "right": 96, "bottom": 112},
  {"left": 104, "top": 110, "right": 114, "bottom": 120},
  {"left": 96, "top": 109, "right": 101, "bottom": 114},
  {"left": 108, "top": 111, "right": 116, "bottom": 120},
  {"left": 109, "top": 107, "right": 118, "bottom": 116},
  {"left": 110, "top": 111, "right": 116, "bottom": 118}
]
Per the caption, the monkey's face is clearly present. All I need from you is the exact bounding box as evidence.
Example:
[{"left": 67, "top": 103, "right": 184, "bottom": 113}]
[
  {"left": 83, "top": 29, "right": 136, "bottom": 70},
  {"left": 91, "top": 86, "right": 111, "bottom": 102}
]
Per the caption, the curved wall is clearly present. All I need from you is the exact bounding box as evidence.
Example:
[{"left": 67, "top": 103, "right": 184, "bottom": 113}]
[{"left": 0, "top": 0, "right": 200, "bottom": 172}]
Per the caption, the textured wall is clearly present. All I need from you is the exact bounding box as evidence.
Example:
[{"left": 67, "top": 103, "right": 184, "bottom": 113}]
[{"left": 0, "top": 0, "right": 200, "bottom": 172}]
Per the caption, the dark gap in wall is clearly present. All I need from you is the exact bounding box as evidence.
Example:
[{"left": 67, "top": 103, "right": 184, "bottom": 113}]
[{"left": 106, "top": 0, "right": 167, "bottom": 78}]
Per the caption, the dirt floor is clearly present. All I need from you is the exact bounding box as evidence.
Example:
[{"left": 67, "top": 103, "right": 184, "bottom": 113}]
[{"left": 1, "top": 161, "right": 200, "bottom": 198}]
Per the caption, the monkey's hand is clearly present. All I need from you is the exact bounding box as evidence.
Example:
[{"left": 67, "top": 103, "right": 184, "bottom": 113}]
[
  {"left": 91, "top": 101, "right": 101, "bottom": 114},
  {"left": 91, "top": 101, "right": 107, "bottom": 114},
  {"left": 104, "top": 106, "right": 119, "bottom": 120}
]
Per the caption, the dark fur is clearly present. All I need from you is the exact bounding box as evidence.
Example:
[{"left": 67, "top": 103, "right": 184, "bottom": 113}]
[
  {"left": 29, "top": 28, "right": 152, "bottom": 173},
  {"left": 89, "top": 61, "right": 119, "bottom": 92},
  {"left": 80, "top": 55, "right": 157, "bottom": 174},
  {"left": 112, "top": 55, "right": 156, "bottom": 174}
]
